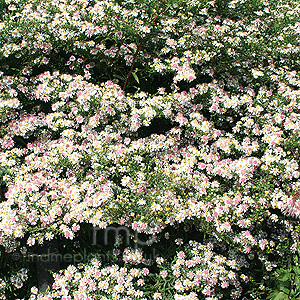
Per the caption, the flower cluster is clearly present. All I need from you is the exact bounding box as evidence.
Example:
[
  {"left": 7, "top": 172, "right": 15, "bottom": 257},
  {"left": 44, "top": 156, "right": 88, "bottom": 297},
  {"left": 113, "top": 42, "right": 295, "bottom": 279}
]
[
  {"left": 29, "top": 258, "right": 149, "bottom": 300},
  {"left": 154, "top": 240, "right": 247, "bottom": 299},
  {"left": 0, "top": 0, "right": 299, "bottom": 298}
]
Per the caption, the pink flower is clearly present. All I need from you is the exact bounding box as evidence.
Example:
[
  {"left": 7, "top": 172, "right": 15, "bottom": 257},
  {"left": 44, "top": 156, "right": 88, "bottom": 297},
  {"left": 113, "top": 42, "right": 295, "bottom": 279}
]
[
  {"left": 153, "top": 293, "right": 162, "bottom": 299},
  {"left": 142, "top": 268, "right": 149, "bottom": 276},
  {"left": 160, "top": 270, "right": 168, "bottom": 278},
  {"left": 221, "top": 281, "right": 229, "bottom": 289},
  {"left": 243, "top": 246, "right": 251, "bottom": 254},
  {"left": 202, "top": 287, "right": 213, "bottom": 295}
]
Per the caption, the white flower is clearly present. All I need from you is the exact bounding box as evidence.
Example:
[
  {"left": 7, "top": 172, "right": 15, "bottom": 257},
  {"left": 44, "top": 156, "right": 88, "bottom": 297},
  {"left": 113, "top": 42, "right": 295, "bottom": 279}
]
[{"left": 252, "top": 68, "right": 264, "bottom": 78}]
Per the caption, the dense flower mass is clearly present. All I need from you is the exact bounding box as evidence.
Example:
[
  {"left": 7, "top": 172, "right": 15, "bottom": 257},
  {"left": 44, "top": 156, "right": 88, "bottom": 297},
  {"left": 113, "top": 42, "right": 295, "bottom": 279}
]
[{"left": 0, "top": 0, "right": 299, "bottom": 298}]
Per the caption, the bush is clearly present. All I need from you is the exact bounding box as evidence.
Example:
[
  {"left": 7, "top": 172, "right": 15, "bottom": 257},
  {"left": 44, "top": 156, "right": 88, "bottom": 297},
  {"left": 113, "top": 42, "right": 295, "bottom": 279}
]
[{"left": 0, "top": 0, "right": 299, "bottom": 299}]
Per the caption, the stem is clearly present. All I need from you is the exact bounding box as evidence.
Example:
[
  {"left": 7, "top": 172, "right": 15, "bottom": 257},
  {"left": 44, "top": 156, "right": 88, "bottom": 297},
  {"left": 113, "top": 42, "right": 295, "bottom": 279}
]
[
  {"left": 288, "top": 272, "right": 294, "bottom": 299},
  {"left": 122, "top": 5, "right": 168, "bottom": 91},
  {"left": 122, "top": 38, "right": 144, "bottom": 91},
  {"left": 35, "top": 238, "right": 60, "bottom": 292}
]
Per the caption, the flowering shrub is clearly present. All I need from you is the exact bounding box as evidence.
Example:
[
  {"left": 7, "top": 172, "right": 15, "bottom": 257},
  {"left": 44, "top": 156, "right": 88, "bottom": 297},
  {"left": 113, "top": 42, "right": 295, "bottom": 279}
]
[{"left": 0, "top": 0, "right": 299, "bottom": 298}]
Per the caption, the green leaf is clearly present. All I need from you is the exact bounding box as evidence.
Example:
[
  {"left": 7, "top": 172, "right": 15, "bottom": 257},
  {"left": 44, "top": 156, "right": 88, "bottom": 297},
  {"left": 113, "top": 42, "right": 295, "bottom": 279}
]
[
  {"left": 293, "top": 266, "right": 300, "bottom": 275},
  {"left": 278, "top": 269, "right": 290, "bottom": 281},
  {"left": 132, "top": 72, "right": 140, "bottom": 84},
  {"left": 113, "top": 74, "right": 125, "bottom": 81},
  {"left": 294, "top": 255, "right": 299, "bottom": 264},
  {"left": 279, "top": 286, "right": 291, "bottom": 294},
  {"left": 295, "top": 275, "right": 300, "bottom": 286},
  {"left": 267, "top": 291, "right": 289, "bottom": 300}
]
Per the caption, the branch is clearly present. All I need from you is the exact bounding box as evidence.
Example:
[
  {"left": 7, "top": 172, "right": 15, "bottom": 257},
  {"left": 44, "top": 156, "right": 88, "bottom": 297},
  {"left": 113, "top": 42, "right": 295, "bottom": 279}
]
[
  {"left": 122, "top": 38, "right": 144, "bottom": 91},
  {"left": 122, "top": 5, "right": 168, "bottom": 91}
]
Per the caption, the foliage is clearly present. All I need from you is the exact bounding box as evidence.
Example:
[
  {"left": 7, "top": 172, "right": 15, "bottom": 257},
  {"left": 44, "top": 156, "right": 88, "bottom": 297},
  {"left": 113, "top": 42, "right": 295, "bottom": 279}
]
[
  {"left": 267, "top": 245, "right": 300, "bottom": 300},
  {"left": 0, "top": 0, "right": 299, "bottom": 299}
]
